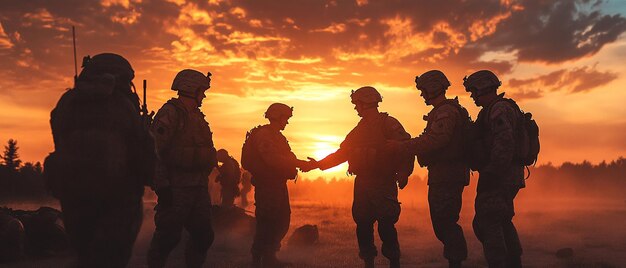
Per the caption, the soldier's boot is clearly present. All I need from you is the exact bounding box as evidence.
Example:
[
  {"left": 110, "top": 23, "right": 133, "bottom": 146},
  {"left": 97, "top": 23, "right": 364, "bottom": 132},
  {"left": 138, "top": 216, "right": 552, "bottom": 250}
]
[
  {"left": 389, "top": 258, "right": 400, "bottom": 268},
  {"left": 363, "top": 257, "right": 375, "bottom": 268},
  {"left": 262, "top": 252, "right": 290, "bottom": 268},
  {"left": 448, "top": 260, "right": 462, "bottom": 268},
  {"left": 251, "top": 253, "right": 262, "bottom": 268}
]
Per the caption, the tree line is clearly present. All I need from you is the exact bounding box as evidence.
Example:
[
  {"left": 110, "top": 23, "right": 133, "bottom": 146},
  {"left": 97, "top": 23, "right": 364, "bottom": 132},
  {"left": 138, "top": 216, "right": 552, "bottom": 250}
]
[{"left": 1, "top": 138, "right": 625, "bottom": 202}]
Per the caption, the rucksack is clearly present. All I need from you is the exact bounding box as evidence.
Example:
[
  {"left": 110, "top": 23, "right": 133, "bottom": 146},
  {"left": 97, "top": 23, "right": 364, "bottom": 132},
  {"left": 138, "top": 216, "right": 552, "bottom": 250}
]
[
  {"left": 481, "top": 98, "right": 540, "bottom": 168},
  {"left": 46, "top": 79, "right": 145, "bottom": 200},
  {"left": 241, "top": 126, "right": 261, "bottom": 176}
]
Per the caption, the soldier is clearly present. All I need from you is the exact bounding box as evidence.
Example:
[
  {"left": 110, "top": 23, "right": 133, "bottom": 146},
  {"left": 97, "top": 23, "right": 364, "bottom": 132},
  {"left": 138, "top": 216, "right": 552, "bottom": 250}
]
[
  {"left": 240, "top": 169, "right": 252, "bottom": 207},
  {"left": 215, "top": 149, "right": 241, "bottom": 208},
  {"left": 147, "top": 69, "right": 217, "bottom": 268},
  {"left": 47, "top": 53, "right": 155, "bottom": 268},
  {"left": 241, "top": 103, "right": 314, "bottom": 267},
  {"left": 308, "top": 87, "right": 414, "bottom": 268},
  {"left": 390, "top": 71, "right": 470, "bottom": 267},
  {"left": 464, "top": 70, "right": 525, "bottom": 268}
]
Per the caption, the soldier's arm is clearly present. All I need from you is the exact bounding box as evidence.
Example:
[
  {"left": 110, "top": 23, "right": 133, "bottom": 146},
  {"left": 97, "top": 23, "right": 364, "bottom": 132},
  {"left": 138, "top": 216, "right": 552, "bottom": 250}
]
[
  {"left": 317, "top": 148, "right": 349, "bottom": 170},
  {"left": 385, "top": 117, "right": 415, "bottom": 177},
  {"left": 407, "top": 109, "right": 457, "bottom": 157},
  {"left": 483, "top": 102, "right": 516, "bottom": 176},
  {"left": 150, "top": 104, "right": 179, "bottom": 189}
]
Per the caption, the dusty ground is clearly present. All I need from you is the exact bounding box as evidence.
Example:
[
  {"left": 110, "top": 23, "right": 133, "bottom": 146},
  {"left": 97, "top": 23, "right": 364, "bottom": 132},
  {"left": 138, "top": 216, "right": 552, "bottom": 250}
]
[{"left": 2, "top": 196, "right": 625, "bottom": 268}]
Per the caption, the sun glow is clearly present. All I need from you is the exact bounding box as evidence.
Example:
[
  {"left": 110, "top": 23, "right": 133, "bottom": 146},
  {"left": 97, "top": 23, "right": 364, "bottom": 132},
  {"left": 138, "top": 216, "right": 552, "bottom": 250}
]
[{"left": 308, "top": 137, "right": 347, "bottom": 174}]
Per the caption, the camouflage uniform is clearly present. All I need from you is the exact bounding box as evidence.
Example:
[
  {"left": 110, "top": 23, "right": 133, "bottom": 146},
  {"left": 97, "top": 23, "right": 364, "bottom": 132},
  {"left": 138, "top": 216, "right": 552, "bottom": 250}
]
[
  {"left": 319, "top": 112, "right": 414, "bottom": 262},
  {"left": 407, "top": 97, "right": 470, "bottom": 263},
  {"left": 472, "top": 94, "right": 525, "bottom": 268},
  {"left": 244, "top": 124, "right": 300, "bottom": 258},
  {"left": 216, "top": 155, "right": 241, "bottom": 207},
  {"left": 148, "top": 98, "right": 217, "bottom": 268},
  {"left": 48, "top": 53, "right": 153, "bottom": 268}
]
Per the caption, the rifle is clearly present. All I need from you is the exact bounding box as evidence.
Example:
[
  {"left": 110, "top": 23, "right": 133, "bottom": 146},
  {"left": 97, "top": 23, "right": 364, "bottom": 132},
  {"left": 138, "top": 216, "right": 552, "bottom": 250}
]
[
  {"left": 141, "top": 79, "right": 155, "bottom": 125},
  {"left": 142, "top": 79, "right": 148, "bottom": 115}
]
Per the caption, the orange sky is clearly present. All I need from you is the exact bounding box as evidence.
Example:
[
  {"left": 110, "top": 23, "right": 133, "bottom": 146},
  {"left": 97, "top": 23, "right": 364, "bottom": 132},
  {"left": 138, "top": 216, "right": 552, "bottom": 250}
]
[{"left": 1, "top": 0, "right": 625, "bottom": 179}]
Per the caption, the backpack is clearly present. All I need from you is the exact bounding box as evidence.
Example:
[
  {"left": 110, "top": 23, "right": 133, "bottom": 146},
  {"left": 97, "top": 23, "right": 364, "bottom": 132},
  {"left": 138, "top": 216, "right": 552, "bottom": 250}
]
[
  {"left": 419, "top": 99, "right": 475, "bottom": 168},
  {"left": 479, "top": 98, "right": 540, "bottom": 168},
  {"left": 515, "top": 104, "right": 540, "bottom": 166},
  {"left": 46, "top": 78, "right": 145, "bottom": 200},
  {"left": 241, "top": 126, "right": 261, "bottom": 176}
]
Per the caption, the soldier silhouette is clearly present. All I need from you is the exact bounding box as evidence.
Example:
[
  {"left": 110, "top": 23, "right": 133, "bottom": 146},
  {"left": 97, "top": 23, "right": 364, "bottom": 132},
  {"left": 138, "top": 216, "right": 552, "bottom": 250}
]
[
  {"left": 147, "top": 69, "right": 217, "bottom": 268},
  {"left": 389, "top": 70, "right": 471, "bottom": 268},
  {"left": 464, "top": 70, "right": 525, "bottom": 268},
  {"left": 215, "top": 149, "right": 241, "bottom": 208},
  {"left": 241, "top": 103, "right": 315, "bottom": 267},
  {"left": 306, "top": 87, "right": 414, "bottom": 268},
  {"left": 46, "top": 53, "right": 155, "bottom": 268}
]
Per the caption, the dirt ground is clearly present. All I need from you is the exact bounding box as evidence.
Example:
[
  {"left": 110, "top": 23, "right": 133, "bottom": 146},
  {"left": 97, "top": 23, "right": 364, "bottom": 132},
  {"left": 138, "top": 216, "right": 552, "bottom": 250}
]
[{"left": 2, "top": 196, "right": 626, "bottom": 268}]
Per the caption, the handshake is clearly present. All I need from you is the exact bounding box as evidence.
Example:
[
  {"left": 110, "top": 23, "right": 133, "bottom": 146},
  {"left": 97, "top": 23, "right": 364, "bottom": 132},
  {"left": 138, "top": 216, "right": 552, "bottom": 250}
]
[{"left": 297, "top": 157, "right": 320, "bottom": 172}]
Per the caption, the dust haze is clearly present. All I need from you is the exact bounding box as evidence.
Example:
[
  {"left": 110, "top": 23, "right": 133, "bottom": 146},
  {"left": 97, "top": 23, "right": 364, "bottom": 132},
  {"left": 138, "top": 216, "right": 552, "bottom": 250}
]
[{"left": 2, "top": 159, "right": 625, "bottom": 267}]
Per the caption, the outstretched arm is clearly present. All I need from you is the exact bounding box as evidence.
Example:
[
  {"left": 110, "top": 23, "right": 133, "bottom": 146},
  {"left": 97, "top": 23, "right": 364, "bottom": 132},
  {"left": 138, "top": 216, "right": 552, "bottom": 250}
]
[{"left": 316, "top": 148, "right": 349, "bottom": 170}]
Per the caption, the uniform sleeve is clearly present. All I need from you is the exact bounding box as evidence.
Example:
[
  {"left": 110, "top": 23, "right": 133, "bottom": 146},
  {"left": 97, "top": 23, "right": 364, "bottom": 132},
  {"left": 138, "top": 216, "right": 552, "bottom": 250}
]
[
  {"left": 317, "top": 128, "right": 355, "bottom": 170},
  {"left": 385, "top": 117, "right": 414, "bottom": 177},
  {"left": 318, "top": 148, "right": 349, "bottom": 170},
  {"left": 150, "top": 104, "right": 179, "bottom": 189},
  {"left": 407, "top": 108, "right": 457, "bottom": 157},
  {"left": 483, "top": 102, "right": 516, "bottom": 176}
]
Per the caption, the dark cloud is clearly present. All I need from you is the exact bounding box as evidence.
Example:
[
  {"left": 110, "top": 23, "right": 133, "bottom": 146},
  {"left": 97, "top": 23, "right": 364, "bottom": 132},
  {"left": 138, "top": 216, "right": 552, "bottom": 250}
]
[
  {"left": 0, "top": 0, "right": 623, "bottom": 104},
  {"left": 482, "top": 0, "right": 626, "bottom": 63},
  {"left": 507, "top": 65, "right": 618, "bottom": 100}
]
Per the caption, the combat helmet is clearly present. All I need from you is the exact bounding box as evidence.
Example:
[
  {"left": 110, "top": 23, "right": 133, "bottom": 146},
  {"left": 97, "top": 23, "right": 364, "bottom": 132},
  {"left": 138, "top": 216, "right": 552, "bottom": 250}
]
[
  {"left": 350, "top": 86, "right": 382, "bottom": 107},
  {"left": 79, "top": 53, "right": 134, "bottom": 82},
  {"left": 265, "top": 103, "right": 293, "bottom": 120},
  {"left": 463, "top": 70, "right": 501, "bottom": 96},
  {"left": 171, "top": 69, "right": 211, "bottom": 97},
  {"left": 415, "top": 70, "right": 450, "bottom": 100}
]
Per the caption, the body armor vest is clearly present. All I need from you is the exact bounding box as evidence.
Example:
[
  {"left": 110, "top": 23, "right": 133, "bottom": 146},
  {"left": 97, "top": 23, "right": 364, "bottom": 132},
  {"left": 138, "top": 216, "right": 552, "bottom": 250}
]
[{"left": 164, "top": 99, "right": 216, "bottom": 171}]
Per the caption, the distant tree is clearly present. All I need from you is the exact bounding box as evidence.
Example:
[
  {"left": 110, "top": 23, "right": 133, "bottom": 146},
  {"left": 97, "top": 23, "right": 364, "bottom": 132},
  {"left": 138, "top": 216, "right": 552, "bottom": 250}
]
[{"left": 1, "top": 139, "right": 22, "bottom": 171}]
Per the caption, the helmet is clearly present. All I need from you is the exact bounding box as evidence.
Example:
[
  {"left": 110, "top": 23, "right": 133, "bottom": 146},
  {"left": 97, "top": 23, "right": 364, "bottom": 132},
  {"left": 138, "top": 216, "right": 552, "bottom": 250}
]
[
  {"left": 80, "top": 53, "right": 134, "bottom": 82},
  {"left": 171, "top": 69, "right": 211, "bottom": 96},
  {"left": 463, "top": 70, "right": 501, "bottom": 96},
  {"left": 265, "top": 103, "right": 293, "bottom": 120},
  {"left": 350, "top": 86, "right": 382, "bottom": 105},
  {"left": 415, "top": 70, "right": 450, "bottom": 99},
  {"left": 217, "top": 149, "right": 229, "bottom": 161}
]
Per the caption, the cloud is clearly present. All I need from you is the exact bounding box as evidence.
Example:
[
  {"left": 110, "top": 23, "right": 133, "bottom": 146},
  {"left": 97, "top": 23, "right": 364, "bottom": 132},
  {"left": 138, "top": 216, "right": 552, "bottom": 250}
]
[
  {"left": 0, "top": 22, "right": 14, "bottom": 49},
  {"left": 482, "top": 0, "right": 626, "bottom": 63},
  {"left": 507, "top": 65, "right": 618, "bottom": 100},
  {"left": 0, "top": 0, "right": 623, "bottom": 104}
]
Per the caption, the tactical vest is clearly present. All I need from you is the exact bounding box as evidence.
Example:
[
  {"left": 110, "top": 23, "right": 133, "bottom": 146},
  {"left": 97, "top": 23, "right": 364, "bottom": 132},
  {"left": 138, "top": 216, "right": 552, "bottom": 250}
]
[
  {"left": 418, "top": 99, "right": 471, "bottom": 167},
  {"left": 163, "top": 99, "right": 217, "bottom": 172},
  {"left": 342, "top": 113, "right": 395, "bottom": 175}
]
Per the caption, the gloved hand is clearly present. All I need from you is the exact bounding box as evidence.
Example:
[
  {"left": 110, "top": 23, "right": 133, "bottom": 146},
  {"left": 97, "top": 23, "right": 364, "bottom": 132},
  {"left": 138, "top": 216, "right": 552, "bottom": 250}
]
[
  {"left": 156, "top": 187, "right": 173, "bottom": 207},
  {"left": 298, "top": 157, "right": 319, "bottom": 172}
]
